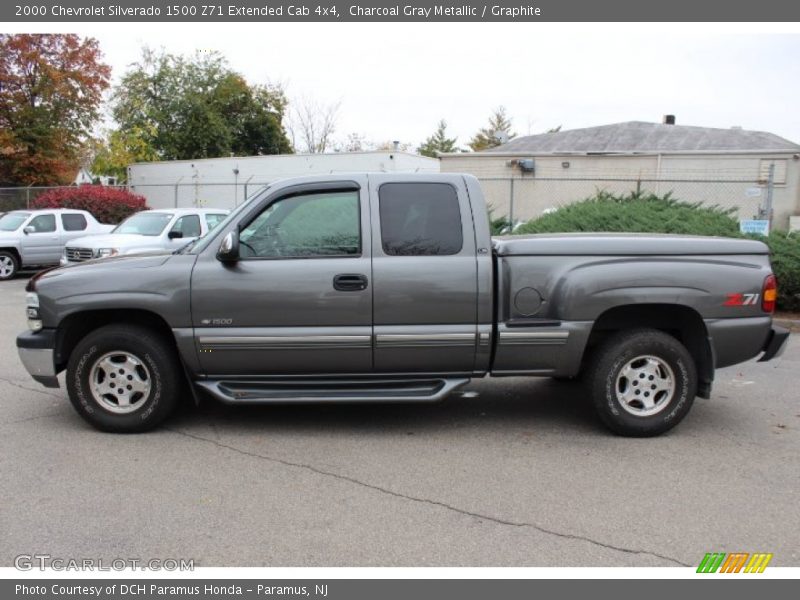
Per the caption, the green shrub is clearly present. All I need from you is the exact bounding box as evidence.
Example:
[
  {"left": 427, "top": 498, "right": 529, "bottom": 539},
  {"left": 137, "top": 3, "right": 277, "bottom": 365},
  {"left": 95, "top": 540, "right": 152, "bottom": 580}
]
[
  {"left": 514, "top": 191, "right": 740, "bottom": 237},
  {"left": 762, "top": 231, "right": 800, "bottom": 312},
  {"left": 487, "top": 205, "right": 512, "bottom": 235}
]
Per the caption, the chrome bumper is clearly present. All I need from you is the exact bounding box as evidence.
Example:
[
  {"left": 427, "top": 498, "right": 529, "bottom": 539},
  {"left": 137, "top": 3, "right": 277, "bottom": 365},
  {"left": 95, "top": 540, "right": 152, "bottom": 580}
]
[{"left": 16, "top": 330, "right": 60, "bottom": 388}]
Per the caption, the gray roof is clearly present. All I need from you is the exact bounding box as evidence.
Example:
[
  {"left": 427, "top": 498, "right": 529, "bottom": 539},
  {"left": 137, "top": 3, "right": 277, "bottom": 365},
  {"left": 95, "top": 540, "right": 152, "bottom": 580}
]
[{"left": 487, "top": 121, "right": 800, "bottom": 154}]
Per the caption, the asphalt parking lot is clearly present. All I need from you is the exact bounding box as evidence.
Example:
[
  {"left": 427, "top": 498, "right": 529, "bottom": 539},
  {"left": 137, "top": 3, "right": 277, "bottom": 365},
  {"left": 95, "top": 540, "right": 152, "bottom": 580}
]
[{"left": 1, "top": 276, "right": 798, "bottom": 568}]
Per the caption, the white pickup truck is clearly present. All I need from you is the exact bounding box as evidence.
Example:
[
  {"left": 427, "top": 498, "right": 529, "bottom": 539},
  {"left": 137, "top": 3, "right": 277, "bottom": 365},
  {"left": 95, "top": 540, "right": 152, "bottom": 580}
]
[{"left": 0, "top": 209, "right": 113, "bottom": 280}]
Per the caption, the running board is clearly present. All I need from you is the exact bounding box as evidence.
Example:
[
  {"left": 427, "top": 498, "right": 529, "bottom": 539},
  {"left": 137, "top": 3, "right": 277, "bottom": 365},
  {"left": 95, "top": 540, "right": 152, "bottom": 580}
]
[{"left": 194, "top": 378, "right": 470, "bottom": 404}]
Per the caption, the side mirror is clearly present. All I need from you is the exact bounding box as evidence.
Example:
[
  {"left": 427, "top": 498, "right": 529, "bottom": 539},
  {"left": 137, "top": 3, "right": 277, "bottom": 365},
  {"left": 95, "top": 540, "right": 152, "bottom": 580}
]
[
  {"left": 216, "top": 231, "right": 240, "bottom": 263},
  {"left": 168, "top": 230, "right": 183, "bottom": 240},
  {"left": 23, "top": 225, "right": 35, "bottom": 235}
]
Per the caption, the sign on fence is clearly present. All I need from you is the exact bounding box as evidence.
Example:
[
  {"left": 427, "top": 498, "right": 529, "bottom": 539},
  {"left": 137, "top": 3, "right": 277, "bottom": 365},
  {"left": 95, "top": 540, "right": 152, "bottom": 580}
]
[{"left": 739, "top": 219, "right": 770, "bottom": 236}]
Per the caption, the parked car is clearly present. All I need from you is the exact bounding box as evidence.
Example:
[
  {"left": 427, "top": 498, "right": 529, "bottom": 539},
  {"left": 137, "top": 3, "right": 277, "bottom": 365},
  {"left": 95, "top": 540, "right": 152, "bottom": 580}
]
[
  {"left": 0, "top": 209, "right": 114, "bottom": 280},
  {"left": 17, "top": 174, "right": 788, "bottom": 435},
  {"left": 60, "top": 208, "right": 229, "bottom": 264}
]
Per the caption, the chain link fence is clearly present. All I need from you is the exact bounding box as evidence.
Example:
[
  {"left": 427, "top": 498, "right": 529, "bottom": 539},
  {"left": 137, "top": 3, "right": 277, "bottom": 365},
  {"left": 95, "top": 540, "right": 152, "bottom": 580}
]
[
  {"left": 0, "top": 185, "right": 129, "bottom": 213},
  {"left": 478, "top": 175, "right": 771, "bottom": 226},
  {"left": 0, "top": 174, "right": 780, "bottom": 229}
]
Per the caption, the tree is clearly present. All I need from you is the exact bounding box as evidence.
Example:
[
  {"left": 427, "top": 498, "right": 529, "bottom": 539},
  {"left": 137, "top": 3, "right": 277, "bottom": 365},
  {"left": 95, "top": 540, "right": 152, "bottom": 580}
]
[
  {"left": 0, "top": 34, "right": 111, "bottom": 185},
  {"left": 337, "top": 132, "right": 368, "bottom": 152},
  {"left": 90, "top": 126, "right": 161, "bottom": 183},
  {"left": 288, "top": 96, "right": 341, "bottom": 153},
  {"left": 373, "top": 140, "right": 413, "bottom": 152},
  {"left": 417, "top": 119, "right": 458, "bottom": 157},
  {"left": 468, "top": 106, "right": 517, "bottom": 151},
  {"left": 110, "top": 48, "right": 291, "bottom": 161}
]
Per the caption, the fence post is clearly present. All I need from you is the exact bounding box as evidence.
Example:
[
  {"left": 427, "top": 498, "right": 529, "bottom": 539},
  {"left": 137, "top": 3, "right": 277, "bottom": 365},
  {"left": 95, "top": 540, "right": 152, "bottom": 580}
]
[
  {"left": 509, "top": 178, "right": 515, "bottom": 225},
  {"left": 174, "top": 177, "right": 184, "bottom": 208},
  {"left": 25, "top": 185, "right": 30, "bottom": 209},
  {"left": 242, "top": 175, "right": 254, "bottom": 207},
  {"left": 765, "top": 162, "right": 775, "bottom": 227}
]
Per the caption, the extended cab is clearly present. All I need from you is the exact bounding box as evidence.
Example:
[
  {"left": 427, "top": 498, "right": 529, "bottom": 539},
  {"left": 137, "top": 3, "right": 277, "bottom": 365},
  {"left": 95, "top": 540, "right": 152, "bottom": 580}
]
[
  {"left": 16, "top": 174, "right": 789, "bottom": 436},
  {"left": 0, "top": 209, "right": 113, "bottom": 280}
]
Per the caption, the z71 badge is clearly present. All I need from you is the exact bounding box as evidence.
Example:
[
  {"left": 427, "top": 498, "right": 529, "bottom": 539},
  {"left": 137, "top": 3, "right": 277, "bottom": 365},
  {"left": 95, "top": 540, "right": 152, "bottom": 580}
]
[{"left": 723, "top": 293, "right": 760, "bottom": 306}]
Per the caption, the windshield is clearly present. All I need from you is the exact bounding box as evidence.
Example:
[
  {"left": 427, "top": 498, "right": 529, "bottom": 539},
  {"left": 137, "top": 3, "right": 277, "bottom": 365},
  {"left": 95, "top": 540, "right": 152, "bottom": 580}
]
[
  {"left": 0, "top": 212, "right": 30, "bottom": 232},
  {"left": 113, "top": 212, "right": 174, "bottom": 236}
]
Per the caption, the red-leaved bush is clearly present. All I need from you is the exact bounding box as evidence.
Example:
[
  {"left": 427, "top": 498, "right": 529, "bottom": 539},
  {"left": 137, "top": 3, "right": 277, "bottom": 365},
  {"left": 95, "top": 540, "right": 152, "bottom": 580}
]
[{"left": 31, "top": 185, "right": 148, "bottom": 224}]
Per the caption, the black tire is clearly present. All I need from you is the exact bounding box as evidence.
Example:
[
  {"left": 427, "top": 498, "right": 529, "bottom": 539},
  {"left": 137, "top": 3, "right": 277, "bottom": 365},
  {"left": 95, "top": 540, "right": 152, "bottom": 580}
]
[
  {"left": 586, "top": 328, "right": 697, "bottom": 437},
  {"left": 0, "top": 250, "right": 19, "bottom": 281},
  {"left": 66, "top": 324, "right": 183, "bottom": 432}
]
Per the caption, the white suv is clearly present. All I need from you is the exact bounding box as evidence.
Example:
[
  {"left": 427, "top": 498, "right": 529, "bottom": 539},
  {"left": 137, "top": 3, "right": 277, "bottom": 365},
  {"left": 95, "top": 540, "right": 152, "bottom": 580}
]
[
  {"left": 0, "top": 209, "right": 114, "bottom": 280},
  {"left": 62, "top": 208, "right": 229, "bottom": 265}
]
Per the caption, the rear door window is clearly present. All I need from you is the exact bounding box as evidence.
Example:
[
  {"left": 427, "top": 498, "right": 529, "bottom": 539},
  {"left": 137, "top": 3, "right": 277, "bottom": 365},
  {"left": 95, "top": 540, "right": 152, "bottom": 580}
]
[
  {"left": 378, "top": 183, "right": 463, "bottom": 256},
  {"left": 61, "top": 213, "right": 88, "bottom": 231}
]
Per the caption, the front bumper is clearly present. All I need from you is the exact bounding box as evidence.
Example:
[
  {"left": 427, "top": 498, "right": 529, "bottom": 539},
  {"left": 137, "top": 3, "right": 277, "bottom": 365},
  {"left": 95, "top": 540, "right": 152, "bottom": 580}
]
[
  {"left": 16, "top": 329, "right": 60, "bottom": 388},
  {"left": 759, "top": 326, "right": 790, "bottom": 362}
]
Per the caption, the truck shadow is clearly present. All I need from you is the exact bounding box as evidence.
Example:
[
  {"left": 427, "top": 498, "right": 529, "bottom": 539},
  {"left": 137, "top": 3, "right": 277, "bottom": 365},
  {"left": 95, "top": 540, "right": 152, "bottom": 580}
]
[{"left": 174, "top": 377, "right": 605, "bottom": 436}]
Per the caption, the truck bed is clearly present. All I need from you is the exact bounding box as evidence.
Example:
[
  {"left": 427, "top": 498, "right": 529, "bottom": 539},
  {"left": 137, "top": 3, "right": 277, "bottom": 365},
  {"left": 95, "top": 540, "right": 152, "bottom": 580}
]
[{"left": 492, "top": 233, "right": 769, "bottom": 256}]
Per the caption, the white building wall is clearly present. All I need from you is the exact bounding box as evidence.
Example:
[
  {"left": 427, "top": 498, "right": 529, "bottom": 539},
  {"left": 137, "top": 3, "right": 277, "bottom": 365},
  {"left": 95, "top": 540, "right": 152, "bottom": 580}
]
[
  {"left": 440, "top": 152, "right": 800, "bottom": 228},
  {"left": 128, "top": 152, "right": 439, "bottom": 210}
]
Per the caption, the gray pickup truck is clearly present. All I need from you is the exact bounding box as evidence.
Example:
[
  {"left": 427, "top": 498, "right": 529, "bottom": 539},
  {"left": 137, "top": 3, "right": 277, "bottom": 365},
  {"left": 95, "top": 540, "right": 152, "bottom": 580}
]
[{"left": 17, "top": 173, "right": 789, "bottom": 436}]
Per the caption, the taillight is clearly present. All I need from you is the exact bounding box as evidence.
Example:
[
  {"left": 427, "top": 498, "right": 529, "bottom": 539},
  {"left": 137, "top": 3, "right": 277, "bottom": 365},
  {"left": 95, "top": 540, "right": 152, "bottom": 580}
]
[{"left": 762, "top": 274, "right": 777, "bottom": 313}]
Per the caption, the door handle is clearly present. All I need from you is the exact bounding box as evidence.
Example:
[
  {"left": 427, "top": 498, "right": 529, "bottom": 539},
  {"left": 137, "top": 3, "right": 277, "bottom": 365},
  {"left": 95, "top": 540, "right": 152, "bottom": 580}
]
[{"left": 333, "top": 273, "right": 368, "bottom": 291}]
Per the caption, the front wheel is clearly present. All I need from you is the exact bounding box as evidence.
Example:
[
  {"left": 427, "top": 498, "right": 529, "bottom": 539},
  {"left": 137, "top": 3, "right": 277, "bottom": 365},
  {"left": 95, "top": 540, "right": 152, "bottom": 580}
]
[
  {"left": 66, "top": 324, "right": 183, "bottom": 432},
  {"left": 586, "top": 328, "right": 697, "bottom": 437}
]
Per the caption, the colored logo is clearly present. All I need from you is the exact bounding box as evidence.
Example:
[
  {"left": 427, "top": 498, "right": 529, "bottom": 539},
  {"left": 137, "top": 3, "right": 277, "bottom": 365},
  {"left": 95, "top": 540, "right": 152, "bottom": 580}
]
[
  {"left": 697, "top": 552, "right": 773, "bottom": 573},
  {"left": 723, "top": 292, "right": 760, "bottom": 307}
]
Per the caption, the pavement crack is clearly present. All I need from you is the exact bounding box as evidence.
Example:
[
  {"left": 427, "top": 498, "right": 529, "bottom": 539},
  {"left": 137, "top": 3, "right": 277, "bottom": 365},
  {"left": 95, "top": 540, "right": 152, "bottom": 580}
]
[
  {"left": 1, "top": 410, "right": 62, "bottom": 426},
  {"left": 167, "top": 427, "right": 690, "bottom": 567},
  {"left": 0, "top": 375, "right": 62, "bottom": 400}
]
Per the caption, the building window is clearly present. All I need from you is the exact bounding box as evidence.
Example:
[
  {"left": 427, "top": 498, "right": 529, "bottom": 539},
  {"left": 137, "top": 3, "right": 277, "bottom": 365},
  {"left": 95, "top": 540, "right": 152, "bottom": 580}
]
[{"left": 759, "top": 159, "right": 787, "bottom": 185}]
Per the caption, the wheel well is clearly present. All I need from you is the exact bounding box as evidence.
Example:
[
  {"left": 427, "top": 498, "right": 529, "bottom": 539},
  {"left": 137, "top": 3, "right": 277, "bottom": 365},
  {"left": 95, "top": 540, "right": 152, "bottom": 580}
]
[
  {"left": 0, "top": 247, "right": 21, "bottom": 263},
  {"left": 585, "top": 304, "right": 713, "bottom": 393},
  {"left": 55, "top": 309, "right": 176, "bottom": 372}
]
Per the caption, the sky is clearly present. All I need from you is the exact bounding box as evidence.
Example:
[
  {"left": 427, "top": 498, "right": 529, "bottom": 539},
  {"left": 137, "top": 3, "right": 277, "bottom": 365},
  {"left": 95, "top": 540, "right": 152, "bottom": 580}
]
[{"left": 9, "top": 22, "right": 800, "bottom": 148}]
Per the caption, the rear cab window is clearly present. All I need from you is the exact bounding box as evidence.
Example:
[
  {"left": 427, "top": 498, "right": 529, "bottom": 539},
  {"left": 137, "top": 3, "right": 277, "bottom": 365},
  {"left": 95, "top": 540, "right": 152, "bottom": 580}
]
[{"left": 378, "top": 182, "right": 463, "bottom": 256}]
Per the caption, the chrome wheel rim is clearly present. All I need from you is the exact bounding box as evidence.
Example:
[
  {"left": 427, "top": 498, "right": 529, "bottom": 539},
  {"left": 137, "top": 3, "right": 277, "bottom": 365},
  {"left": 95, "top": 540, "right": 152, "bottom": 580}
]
[
  {"left": 615, "top": 355, "right": 675, "bottom": 417},
  {"left": 89, "top": 351, "right": 151, "bottom": 414},
  {"left": 0, "top": 256, "right": 14, "bottom": 278}
]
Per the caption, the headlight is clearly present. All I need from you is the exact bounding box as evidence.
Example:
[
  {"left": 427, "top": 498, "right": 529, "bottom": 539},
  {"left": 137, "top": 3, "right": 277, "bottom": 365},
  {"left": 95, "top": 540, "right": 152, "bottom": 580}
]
[
  {"left": 25, "top": 292, "right": 42, "bottom": 331},
  {"left": 95, "top": 248, "right": 119, "bottom": 258}
]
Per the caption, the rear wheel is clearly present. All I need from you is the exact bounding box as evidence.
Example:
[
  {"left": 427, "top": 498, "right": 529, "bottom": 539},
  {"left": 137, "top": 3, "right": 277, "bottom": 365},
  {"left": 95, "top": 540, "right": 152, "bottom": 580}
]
[
  {"left": 66, "top": 324, "right": 182, "bottom": 432},
  {"left": 586, "top": 328, "right": 697, "bottom": 437},
  {"left": 0, "top": 251, "right": 18, "bottom": 281}
]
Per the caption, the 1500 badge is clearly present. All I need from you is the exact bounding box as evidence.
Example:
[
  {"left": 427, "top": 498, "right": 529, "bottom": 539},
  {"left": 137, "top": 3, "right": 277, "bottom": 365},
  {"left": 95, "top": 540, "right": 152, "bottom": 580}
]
[{"left": 200, "top": 318, "right": 233, "bottom": 325}]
